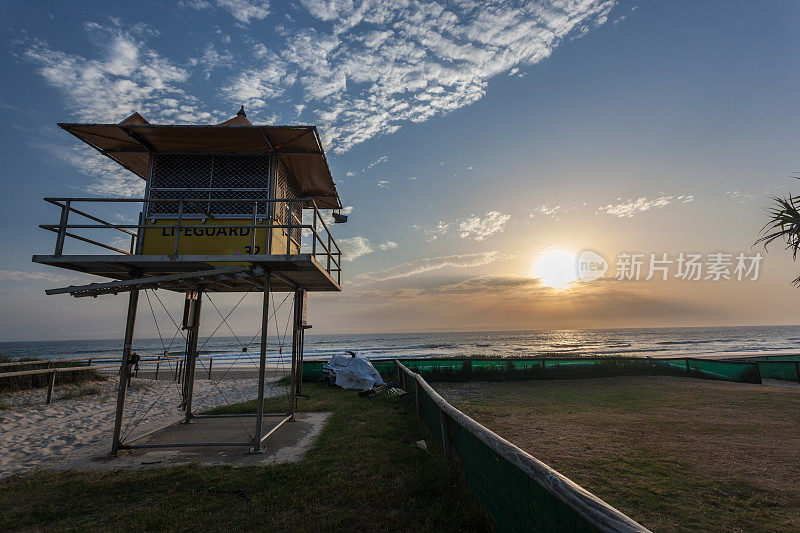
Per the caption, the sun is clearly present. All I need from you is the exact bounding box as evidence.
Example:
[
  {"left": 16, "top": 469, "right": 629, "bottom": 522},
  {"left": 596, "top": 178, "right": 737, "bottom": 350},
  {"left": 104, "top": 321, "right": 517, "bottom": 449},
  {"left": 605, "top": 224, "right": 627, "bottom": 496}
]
[{"left": 532, "top": 249, "right": 578, "bottom": 288}]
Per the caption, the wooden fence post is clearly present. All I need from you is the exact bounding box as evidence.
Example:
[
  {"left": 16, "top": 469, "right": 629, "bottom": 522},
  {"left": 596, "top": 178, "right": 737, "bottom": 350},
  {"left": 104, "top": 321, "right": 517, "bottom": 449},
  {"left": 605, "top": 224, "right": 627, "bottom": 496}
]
[
  {"left": 154, "top": 362, "right": 160, "bottom": 381},
  {"left": 46, "top": 371, "right": 56, "bottom": 404},
  {"left": 208, "top": 358, "right": 213, "bottom": 380}
]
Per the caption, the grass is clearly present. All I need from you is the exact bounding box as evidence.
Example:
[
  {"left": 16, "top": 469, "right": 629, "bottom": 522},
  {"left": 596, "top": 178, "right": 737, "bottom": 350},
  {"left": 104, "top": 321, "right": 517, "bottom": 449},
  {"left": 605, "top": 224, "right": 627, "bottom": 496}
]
[
  {"left": 0, "top": 383, "right": 490, "bottom": 532},
  {"left": 59, "top": 384, "right": 104, "bottom": 400},
  {"left": 435, "top": 376, "right": 800, "bottom": 532},
  {"left": 0, "top": 356, "right": 107, "bottom": 393},
  {"left": 0, "top": 354, "right": 40, "bottom": 366}
]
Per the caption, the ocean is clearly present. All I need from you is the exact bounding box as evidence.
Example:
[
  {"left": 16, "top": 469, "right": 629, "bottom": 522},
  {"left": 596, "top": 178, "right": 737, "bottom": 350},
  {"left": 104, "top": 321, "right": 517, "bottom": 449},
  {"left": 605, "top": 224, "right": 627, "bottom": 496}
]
[{"left": 1, "top": 326, "right": 799, "bottom": 368}]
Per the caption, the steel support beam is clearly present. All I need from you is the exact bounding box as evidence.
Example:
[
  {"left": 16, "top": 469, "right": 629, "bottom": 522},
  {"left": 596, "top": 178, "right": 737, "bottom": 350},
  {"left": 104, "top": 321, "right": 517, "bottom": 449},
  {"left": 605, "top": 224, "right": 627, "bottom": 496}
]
[
  {"left": 111, "top": 289, "right": 139, "bottom": 455},
  {"left": 290, "top": 290, "right": 299, "bottom": 415},
  {"left": 252, "top": 275, "right": 271, "bottom": 452},
  {"left": 182, "top": 290, "right": 202, "bottom": 420}
]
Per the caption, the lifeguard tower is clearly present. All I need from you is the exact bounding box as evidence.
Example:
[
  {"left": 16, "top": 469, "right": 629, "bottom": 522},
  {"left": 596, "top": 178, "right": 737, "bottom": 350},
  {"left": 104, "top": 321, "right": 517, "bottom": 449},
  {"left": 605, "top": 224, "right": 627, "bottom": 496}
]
[{"left": 32, "top": 108, "right": 343, "bottom": 454}]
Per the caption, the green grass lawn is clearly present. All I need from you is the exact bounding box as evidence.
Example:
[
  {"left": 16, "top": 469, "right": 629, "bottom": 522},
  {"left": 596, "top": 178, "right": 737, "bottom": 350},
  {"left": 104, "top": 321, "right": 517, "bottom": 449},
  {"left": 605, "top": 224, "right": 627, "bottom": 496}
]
[
  {"left": 435, "top": 376, "right": 800, "bottom": 533},
  {"left": 0, "top": 383, "right": 490, "bottom": 532}
]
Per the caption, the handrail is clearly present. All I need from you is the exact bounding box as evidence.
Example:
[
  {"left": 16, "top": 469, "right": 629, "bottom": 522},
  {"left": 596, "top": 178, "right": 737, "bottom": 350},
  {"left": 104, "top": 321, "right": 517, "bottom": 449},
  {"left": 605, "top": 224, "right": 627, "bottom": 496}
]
[
  {"left": 40, "top": 196, "right": 342, "bottom": 282},
  {"left": 395, "top": 361, "right": 651, "bottom": 533}
]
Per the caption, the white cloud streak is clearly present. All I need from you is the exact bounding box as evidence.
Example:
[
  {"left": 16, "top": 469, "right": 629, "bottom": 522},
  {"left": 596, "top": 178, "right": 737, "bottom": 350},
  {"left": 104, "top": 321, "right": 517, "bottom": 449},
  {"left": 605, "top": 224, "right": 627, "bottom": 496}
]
[
  {"left": 181, "top": 0, "right": 271, "bottom": 24},
  {"left": 529, "top": 204, "right": 562, "bottom": 220},
  {"left": 356, "top": 251, "right": 500, "bottom": 282},
  {"left": 368, "top": 155, "right": 388, "bottom": 168},
  {"left": 338, "top": 235, "right": 373, "bottom": 261},
  {"left": 0, "top": 270, "right": 87, "bottom": 284},
  {"left": 458, "top": 211, "right": 511, "bottom": 241},
  {"left": 598, "top": 195, "right": 693, "bottom": 218}
]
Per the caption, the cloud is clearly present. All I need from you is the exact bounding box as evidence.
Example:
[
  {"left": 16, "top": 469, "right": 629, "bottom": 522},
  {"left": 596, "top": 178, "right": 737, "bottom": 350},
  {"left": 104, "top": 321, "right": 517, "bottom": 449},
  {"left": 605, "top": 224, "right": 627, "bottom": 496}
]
[
  {"left": 236, "top": 0, "right": 617, "bottom": 151},
  {"left": 338, "top": 235, "right": 373, "bottom": 261},
  {"left": 219, "top": 48, "right": 295, "bottom": 110},
  {"left": 188, "top": 43, "right": 234, "bottom": 79},
  {"left": 52, "top": 143, "right": 145, "bottom": 197},
  {"left": 368, "top": 155, "right": 388, "bottom": 168},
  {"left": 24, "top": 21, "right": 213, "bottom": 124},
  {"left": 24, "top": 2, "right": 616, "bottom": 156},
  {"left": 376, "top": 180, "right": 391, "bottom": 188},
  {"left": 529, "top": 204, "right": 562, "bottom": 220},
  {"left": 413, "top": 220, "right": 450, "bottom": 242},
  {"left": 181, "top": 0, "right": 271, "bottom": 24},
  {"left": 378, "top": 241, "right": 398, "bottom": 251},
  {"left": 0, "top": 270, "right": 86, "bottom": 284},
  {"left": 356, "top": 251, "right": 500, "bottom": 282},
  {"left": 458, "top": 211, "right": 511, "bottom": 241},
  {"left": 315, "top": 273, "right": 723, "bottom": 333},
  {"left": 726, "top": 191, "right": 756, "bottom": 203},
  {"left": 597, "top": 195, "right": 693, "bottom": 218}
]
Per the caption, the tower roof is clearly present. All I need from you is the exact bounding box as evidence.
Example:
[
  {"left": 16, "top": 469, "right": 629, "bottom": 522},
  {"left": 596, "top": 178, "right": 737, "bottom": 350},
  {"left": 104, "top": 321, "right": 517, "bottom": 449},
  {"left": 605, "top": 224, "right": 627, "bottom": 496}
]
[{"left": 58, "top": 110, "right": 341, "bottom": 209}]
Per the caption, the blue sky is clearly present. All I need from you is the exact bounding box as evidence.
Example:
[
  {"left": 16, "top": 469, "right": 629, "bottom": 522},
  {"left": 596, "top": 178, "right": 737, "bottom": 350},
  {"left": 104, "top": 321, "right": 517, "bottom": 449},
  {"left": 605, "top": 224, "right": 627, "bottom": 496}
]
[{"left": 1, "top": 1, "right": 799, "bottom": 341}]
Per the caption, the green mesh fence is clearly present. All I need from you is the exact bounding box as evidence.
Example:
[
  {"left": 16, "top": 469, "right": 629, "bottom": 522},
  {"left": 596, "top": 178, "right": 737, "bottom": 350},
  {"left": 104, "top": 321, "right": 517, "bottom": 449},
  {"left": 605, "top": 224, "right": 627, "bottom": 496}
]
[
  {"left": 742, "top": 354, "right": 800, "bottom": 362},
  {"left": 756, "top": 361, "right": 800, "bottom": 382},
  {"left": 303, "top": 357, "right": 762, "bottom": 384},
  {"left": 400, "top": 362, "right": 644, "bottom": 532}
]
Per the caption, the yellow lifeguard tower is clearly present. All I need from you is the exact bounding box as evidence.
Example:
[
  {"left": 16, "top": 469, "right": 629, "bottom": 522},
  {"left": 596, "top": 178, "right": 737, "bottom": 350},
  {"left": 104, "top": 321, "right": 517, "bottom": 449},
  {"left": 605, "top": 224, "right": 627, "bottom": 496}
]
[{"left": 33, "top": 108, "right": 343, "bottom": 454}]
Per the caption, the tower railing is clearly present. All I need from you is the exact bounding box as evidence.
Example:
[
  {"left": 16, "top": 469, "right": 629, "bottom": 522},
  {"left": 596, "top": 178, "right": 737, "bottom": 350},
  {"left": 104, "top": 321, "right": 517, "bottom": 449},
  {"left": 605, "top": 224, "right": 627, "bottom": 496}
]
[{"left": 38, "top": 197, "right": 342, "bottom": 284}]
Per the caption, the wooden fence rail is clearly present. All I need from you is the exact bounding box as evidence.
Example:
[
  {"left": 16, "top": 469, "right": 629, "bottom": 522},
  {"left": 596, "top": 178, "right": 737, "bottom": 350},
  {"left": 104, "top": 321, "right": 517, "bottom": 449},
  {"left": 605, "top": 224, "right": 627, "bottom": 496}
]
[{"left": 0, "top": 365, "right": 115, "bottom": 405}]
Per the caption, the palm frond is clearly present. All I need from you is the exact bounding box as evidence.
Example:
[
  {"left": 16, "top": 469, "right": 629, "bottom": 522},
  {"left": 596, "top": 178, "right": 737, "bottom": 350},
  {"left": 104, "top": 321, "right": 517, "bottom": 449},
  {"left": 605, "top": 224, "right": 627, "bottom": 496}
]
[{"left": 756, "top": 191, "right": 800, "bottom": 260}]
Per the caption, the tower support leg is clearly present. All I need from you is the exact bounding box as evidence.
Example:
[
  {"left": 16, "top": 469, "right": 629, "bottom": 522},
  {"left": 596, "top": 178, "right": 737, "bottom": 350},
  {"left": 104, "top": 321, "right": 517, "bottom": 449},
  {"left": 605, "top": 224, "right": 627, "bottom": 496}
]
[
  {"left": 252, "top": 275, "right": 271, "bottom": 452},
  {"left": 290, "top": 290, "right": 300, "bottom": 416},
  {"left": 297, "top": 326, "right": 306, "bottom": 397},
  {"left": 111, "top": 289, "right": 139, "bottom": 455},
  {"left": 182, "top": 290, "right": 202, "bottom": 421}
]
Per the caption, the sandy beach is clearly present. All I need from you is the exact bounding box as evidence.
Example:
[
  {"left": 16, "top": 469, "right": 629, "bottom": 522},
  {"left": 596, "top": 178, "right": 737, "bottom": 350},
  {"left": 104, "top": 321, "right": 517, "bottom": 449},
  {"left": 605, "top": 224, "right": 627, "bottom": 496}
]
[{"left": 0, "top": 372, "right": 286, "bottom": 479}]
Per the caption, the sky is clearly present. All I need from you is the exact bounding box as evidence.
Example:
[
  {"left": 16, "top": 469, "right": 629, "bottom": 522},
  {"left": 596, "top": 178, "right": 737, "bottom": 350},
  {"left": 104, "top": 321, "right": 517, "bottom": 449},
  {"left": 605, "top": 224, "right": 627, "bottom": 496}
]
[{"left": 0, "top": 0, "right": 799, "bottom": 342}]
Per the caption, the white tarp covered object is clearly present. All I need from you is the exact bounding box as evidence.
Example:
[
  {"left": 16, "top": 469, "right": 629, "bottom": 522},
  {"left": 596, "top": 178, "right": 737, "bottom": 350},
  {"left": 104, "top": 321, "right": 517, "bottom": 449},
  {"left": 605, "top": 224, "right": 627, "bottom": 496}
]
[{"left": 324, "top": 353, "right": 385, "bottom": 391}]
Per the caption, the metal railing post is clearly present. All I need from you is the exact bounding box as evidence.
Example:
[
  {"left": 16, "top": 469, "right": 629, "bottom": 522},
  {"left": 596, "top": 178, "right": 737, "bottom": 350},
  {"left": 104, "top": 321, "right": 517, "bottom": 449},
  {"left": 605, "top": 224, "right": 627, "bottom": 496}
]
[
  {"left": 327, "top": 233, "right": 332, "bottom": 273},
  {"left": 312, "top": 205, "right": 318, "bottom": 257},
  {"left": 55, "top": 200, "right": 71, "bottom": 255},
  {"left": 173, "top": 201, "right": 183, "bottom": 255},
  {"left": 286, "top": 199, "right": 291, "bottom": 255},
  {"left": 251, "top": 201, "right": 258, "bottom": 254}
]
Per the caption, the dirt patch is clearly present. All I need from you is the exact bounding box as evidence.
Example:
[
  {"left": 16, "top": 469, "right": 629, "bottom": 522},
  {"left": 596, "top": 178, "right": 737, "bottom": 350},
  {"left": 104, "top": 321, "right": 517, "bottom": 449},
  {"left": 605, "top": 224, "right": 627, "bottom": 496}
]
[{"left": 435, "top": 376, "right": 800, "bottom": 532}]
